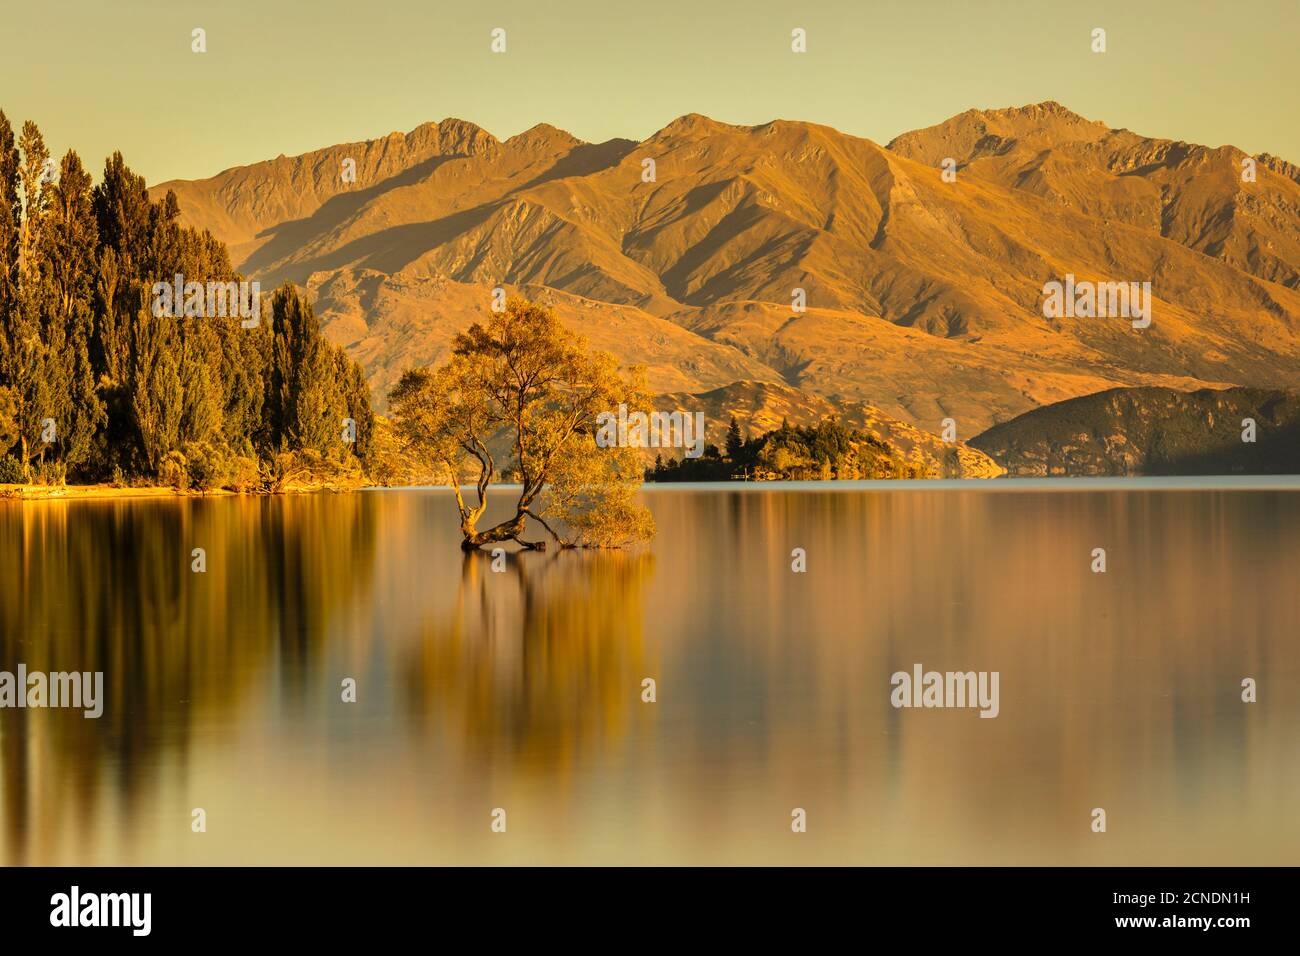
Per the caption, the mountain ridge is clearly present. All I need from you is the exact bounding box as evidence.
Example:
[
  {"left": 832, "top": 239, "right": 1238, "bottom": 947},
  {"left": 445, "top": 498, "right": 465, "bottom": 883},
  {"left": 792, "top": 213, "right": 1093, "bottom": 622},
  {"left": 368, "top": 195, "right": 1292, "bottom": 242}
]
[{"left": 149, "top": 103, "right": 1300, "bottom": 436}]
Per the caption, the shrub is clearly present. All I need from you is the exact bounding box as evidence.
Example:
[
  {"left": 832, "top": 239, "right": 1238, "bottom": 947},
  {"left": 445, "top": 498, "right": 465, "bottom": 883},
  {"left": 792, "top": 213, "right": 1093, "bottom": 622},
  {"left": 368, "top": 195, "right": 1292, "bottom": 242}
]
[
  {"left": 159, "top": 451, "right": 189, "bottom": 490},
  {"left": 184, "top": 442, "right": 231, "bottom": 492},
  {"left": 32, "top": 459, "right": 66, "bottom": 486},
  {"left": 0, "top": 457, "right": 26, "bottom": 484},
  {"left": 227, "top": 456, "right": 260, "bottom": 493}
]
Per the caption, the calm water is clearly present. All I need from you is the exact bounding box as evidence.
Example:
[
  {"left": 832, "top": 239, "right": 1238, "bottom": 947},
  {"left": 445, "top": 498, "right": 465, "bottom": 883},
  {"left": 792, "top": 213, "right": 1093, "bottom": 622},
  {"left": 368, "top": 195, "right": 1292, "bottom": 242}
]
[{"left": 1, "top": 483, "right": 1298, "bottom": 865}]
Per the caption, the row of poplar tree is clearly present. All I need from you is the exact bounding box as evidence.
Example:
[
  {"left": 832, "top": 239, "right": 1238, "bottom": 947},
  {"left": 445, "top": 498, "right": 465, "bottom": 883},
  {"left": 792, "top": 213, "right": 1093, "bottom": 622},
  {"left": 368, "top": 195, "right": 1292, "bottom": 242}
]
[{"left": 0, "top": 111, "right": 374, "bottom": 486}]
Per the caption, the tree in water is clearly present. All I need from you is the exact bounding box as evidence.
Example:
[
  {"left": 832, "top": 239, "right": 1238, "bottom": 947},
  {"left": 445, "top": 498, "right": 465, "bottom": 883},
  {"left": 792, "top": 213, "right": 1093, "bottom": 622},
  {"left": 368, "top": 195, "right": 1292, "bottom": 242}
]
[{"left": 389, "top": 298, "right": 654, "bottom": 551}]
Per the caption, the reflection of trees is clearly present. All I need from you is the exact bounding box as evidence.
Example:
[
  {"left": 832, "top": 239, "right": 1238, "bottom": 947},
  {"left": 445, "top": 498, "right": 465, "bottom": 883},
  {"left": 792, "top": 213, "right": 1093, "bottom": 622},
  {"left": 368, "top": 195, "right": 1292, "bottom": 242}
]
[
  {"left": 400, "top": 550, "right": 654, "bottom": 773},
  {"left": 0, "top": 495, "right": 375, "bottom": 863}
]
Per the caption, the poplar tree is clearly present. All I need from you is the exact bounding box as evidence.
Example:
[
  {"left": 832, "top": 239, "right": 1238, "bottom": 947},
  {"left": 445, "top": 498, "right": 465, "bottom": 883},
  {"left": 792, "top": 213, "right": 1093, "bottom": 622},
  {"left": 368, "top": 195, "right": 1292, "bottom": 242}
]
[
  {"left": 0, "top": 121, "right": 60, "bottom": 469},
  {"left": 269, "top": 284, "right": 333, "bottom": 454},
  {"left": 36, "top": 150, "right": 105, "bottom": 471},
  {"left": 129, "top": 304, "right": 183, "bottom": 472},
  {"left": 92, "top": 152, "right": 152, "bottom": 385},
  {"left": 0, "top": 112, "right": 20, "bottom": 457}
]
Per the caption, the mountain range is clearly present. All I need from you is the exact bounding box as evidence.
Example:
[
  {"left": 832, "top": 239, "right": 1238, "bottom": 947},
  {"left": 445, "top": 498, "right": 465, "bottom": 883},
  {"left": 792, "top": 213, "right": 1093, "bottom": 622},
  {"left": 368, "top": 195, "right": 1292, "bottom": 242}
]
[{"left": 151, "top": 101, "right": 1300, "bottom": 459}]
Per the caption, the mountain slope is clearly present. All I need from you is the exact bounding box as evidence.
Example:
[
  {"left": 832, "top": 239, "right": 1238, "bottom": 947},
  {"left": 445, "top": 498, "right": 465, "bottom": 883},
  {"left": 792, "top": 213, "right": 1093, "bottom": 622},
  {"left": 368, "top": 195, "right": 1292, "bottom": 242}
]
[
  {"left": 888, "top": 101, "right": 1300, "bottom": 289},
  {"left": 150, "top": 105, "right": 1300, "bottom": 436},
  {"left": 311, "top": 271, "right": 780, "bottom": 407},
  {"left": 970, "top": 385, "right": 1300, "bottom": 476}
]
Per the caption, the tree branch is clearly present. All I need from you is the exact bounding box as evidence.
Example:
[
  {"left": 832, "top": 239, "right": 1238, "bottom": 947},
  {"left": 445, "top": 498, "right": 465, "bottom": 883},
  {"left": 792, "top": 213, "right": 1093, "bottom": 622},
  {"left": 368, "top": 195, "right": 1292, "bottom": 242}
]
[{"left": 522, "top": 507, "right": 571, "bottom": 548}]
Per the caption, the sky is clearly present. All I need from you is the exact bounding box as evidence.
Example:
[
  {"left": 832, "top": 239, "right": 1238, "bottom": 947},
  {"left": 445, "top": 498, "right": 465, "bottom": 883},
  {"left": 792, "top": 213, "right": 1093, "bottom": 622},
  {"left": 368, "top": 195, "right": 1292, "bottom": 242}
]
[{"left": 3, "top": 0, "right": 1296, "bottom": 185}]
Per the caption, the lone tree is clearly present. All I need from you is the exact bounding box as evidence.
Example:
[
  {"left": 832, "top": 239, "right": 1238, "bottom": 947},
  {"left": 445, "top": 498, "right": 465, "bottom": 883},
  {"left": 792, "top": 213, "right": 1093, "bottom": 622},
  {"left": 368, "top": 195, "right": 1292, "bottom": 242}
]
[{"left": 389, "top": 298, "right": 655, "bottom": 551}]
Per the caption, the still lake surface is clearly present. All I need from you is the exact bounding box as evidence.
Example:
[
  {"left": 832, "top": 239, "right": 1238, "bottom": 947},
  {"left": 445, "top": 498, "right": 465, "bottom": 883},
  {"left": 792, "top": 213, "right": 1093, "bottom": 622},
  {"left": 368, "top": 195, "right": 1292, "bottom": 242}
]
[{"left": 2, "top": 481, "right": 1298, "bottom": 865}]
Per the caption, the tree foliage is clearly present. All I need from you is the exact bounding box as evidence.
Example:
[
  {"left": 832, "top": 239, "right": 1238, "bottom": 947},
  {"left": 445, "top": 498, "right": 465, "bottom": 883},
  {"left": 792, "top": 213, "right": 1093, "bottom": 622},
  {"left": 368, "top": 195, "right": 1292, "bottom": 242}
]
[
  {"left": 390, "top": 298, "right": 654, "bottom": 550},
  {"left": 653, "top": 417, "right": 925, "bottom": 481},
  {"left": 0, "top": 110, "right": 375, "bottom": 488}
]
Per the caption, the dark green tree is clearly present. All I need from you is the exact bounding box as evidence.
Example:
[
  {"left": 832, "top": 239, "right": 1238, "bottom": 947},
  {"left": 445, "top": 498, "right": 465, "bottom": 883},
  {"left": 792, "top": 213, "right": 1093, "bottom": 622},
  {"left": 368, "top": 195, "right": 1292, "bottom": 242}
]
[
  {"left": 725, "top": 415, "right": 743, "bottom": 460},
  {"left": 34, "top": 150, "right": 106, "bottom": 473},
  {"left": 0, "top": 112, "right": 21, "bottom": 460},
  {"left": 129, "top": 304, "right": 183, "bottom": 473}
]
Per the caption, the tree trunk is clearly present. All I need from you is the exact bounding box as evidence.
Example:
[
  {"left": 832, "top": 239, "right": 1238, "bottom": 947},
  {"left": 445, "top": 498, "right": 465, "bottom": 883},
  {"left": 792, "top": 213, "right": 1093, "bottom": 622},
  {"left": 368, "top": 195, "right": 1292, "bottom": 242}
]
[{"left": 460, "top": 510, "right": 546, "bottom": 552}]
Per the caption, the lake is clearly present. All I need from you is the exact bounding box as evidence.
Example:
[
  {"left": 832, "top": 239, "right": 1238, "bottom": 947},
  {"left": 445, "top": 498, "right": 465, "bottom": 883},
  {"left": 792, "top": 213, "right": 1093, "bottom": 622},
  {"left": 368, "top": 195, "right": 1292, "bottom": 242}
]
[{"left": 2, "top": 481, "right": 1298, "bottom": 865}]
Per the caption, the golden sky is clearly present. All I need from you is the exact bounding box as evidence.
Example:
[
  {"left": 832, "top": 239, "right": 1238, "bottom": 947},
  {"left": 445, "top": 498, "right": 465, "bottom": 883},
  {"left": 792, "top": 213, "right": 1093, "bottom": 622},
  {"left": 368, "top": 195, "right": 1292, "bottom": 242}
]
[{"left": 3, "top": 0, "right": 1295, "bottom": 184}]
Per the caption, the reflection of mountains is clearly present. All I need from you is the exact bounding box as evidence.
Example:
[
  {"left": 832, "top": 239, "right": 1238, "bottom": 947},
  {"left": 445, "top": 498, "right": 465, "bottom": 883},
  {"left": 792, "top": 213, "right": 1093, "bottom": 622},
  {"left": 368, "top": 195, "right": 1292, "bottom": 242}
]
[
  {"left": 399, "top": 550, "right": 654, "bottom": 772},
  {"left": 0, "top": 496, "right": 376, "bottom": 863},
  {"left": 621, "top": 490, "right": 1300, "bottom": 863}
]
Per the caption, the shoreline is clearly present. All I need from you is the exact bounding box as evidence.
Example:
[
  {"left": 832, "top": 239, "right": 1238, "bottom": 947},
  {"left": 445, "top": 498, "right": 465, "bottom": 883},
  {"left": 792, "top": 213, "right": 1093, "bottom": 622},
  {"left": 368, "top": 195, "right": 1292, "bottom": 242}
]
[
  {"left": 0, "top": 483, "right": 362, "bottom": 501},
  {"left": 0, "top": 484, "right": 204, "bottom": 501},
  {"left": 6, "top": 473, "right": 1300, "bottom": 502}
]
